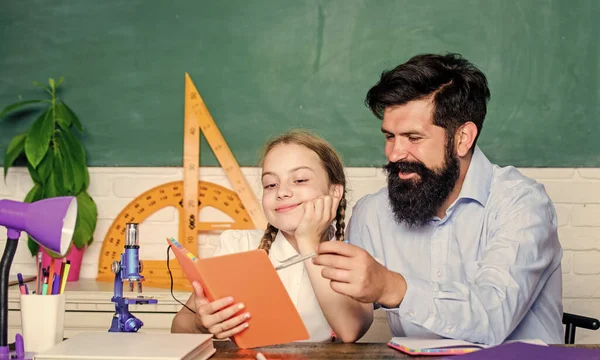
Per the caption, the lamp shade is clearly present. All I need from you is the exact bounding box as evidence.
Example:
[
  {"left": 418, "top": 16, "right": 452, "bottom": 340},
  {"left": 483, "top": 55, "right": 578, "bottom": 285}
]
[{"left": 0, "top": 196, "right": 77, "bottom": 256}]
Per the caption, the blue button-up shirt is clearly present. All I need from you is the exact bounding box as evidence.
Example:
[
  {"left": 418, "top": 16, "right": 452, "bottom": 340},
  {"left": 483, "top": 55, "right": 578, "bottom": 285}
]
[{"left": 348, "top": 146, "right": 563, "bottom": 345}]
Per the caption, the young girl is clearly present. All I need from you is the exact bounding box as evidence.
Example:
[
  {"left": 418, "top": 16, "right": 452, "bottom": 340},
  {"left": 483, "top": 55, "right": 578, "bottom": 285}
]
[{"left": 171, "top": 130, "right": 373, "bottom": 342}]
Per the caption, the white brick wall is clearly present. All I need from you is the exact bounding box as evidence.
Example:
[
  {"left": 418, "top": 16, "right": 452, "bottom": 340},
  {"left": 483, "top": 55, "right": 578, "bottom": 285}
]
[{"left": 1, "top": 166, "right": 600, "bottom": 343}]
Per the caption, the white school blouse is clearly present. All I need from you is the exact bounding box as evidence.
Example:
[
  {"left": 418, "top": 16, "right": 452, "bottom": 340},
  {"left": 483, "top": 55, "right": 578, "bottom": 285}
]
[{"left": 213, "top": 229, "right": 332, "bottom": 342}]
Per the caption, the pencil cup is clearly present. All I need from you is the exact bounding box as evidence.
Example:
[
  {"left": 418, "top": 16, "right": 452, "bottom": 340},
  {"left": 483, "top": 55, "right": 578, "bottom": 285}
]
[{"left": 19, "top": 293, "right": 66, "bottom": 353}]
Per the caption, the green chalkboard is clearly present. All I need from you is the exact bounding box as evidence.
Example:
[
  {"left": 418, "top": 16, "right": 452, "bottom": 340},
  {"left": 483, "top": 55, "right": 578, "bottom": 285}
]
[{"left": 1, "top": 0, "right": 599, "bottom": 167}]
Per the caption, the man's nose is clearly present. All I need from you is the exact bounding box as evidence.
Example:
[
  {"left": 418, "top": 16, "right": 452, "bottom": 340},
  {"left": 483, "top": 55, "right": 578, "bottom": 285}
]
[{"left": 388, "top": 142, "right": 409, "bottom": 163}]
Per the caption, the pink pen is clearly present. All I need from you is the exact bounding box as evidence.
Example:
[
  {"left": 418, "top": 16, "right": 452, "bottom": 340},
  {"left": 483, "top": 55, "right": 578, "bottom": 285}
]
[{"left": 17, "top": 273, "right": 27, "bottom": 295}]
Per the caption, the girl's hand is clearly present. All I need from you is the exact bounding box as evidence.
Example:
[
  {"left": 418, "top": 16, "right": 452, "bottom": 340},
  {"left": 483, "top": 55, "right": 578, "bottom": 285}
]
[
  {"left": 295, "top": 193, "right": 341, "bottom": 251},
  {"left": 191, "top": 281, "right": 251, "bottom": 339}
]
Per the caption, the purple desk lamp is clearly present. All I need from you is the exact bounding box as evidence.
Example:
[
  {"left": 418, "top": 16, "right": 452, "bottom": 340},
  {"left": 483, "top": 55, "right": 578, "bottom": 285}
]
[{"left": 0, "top": 197, "right": 77, "bottom": 359}]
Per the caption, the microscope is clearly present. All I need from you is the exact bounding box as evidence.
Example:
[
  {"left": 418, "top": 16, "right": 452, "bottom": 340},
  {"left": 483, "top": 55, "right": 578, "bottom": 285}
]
[{"left": 109, "top": 223, "right": 157, "bottom": 332}]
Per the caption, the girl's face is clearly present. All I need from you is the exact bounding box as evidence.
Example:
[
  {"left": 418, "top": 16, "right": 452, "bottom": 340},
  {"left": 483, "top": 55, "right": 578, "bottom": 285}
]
[{"left": 261, "top": 143, "right": 334, "bottom": 235}]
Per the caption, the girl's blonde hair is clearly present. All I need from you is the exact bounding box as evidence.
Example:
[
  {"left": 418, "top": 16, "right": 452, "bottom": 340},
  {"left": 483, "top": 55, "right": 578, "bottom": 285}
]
[{"left": 257, "top": 129, "right": 347, "bottom": 253}]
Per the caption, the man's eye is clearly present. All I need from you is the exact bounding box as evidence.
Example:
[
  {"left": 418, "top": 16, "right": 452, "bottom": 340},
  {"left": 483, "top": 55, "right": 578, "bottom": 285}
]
[
  {"left": 385, "top": 134, "right": 394, "bottom": 140},
  {"left": 408, "top": 136, "right": 422, "bottom": 142}
]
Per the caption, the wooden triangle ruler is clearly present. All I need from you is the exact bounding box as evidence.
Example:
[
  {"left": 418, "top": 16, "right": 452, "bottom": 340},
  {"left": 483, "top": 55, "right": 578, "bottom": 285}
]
[
  {"left": 97, "top": 74, "right": 266, "bottom": 289},
  {"left": 181, "top": 73, "right": 267, "bottom": 251}
]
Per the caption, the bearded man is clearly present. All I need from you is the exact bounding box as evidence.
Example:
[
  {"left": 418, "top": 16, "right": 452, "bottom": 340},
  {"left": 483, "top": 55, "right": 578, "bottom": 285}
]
[{"left": 314, "top": 53, "right": 563, "bottom": 345}]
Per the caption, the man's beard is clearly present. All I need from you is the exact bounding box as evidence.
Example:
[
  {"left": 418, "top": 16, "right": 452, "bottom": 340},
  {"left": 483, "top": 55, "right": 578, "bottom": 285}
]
[{"left": 383, "top": 141, "right": 460, "bottom": 228}]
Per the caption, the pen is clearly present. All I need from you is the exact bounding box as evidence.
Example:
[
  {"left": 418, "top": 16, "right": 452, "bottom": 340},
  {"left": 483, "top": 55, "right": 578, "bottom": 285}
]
[
  {"left": 275, "top": 253, "right": 316, "bottom": 271},
  {"left": 41, "top": 269, "right": 49, "bottom": 295},
  {"left": 17, "top": 273, "right": 27, "bottom": 295},
  {"left": 58, "top": 259, "right": 66, "bottom": 287},
  {"left": 36, "top": 252, "right": 42, "bottom": 294},
  {"left": 275, "top": 240, "right": 350, "bottom": 271},
  {"left": 51, "top": 273, "right": 61, "bottom": 295},
  {"left": 47, "top": 258, "right": 56, "bottom": 293},
  {"left": 60, "top": 260, "right": 71, "bottom": 294}
]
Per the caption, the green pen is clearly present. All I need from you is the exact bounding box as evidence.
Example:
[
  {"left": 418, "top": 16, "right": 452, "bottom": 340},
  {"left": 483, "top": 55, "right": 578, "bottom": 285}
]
[{"left": 41, "top": 269, "right": 49, "bottom": 295}]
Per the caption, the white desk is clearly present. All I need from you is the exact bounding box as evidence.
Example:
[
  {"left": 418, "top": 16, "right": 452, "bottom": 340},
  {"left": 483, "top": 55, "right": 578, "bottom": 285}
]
[
  {"left": 7, "top": 279, "right": 190, "bottom": 339},
  {"left": 8, "top": 279, "right": 392, "bottom": 342}
]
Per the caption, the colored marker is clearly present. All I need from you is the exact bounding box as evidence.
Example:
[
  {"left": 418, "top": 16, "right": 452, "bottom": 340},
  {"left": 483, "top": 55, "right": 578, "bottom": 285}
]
[
  {"left": 17, "top": 273, "right": 27, "bottom": 295},
  {"left": 47, "top": 258, "right": 56, "bottom": 294},
  {"left": 41, "top": 269, "right": 49, "bottom": 295},
  {"left": 51, "top": 273, "right": 61, "bottom": 295},
  {"left": 36, "top": 252, "right": 43, "bottom": 294},
  {"left": 60, "top": 261, "right": 71, "bottom": 294}
]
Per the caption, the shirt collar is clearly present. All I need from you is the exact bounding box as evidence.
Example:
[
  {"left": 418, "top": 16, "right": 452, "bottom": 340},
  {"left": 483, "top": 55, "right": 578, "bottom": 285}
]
[
  {"left": 271, "top": 231, "right": 300, "bottom": 263},
  {"left": 455, "top": 145, "right": 493, "bottom": 206},
  {"left": 270, "top": 226, "right": 336, "bottom": 263}
]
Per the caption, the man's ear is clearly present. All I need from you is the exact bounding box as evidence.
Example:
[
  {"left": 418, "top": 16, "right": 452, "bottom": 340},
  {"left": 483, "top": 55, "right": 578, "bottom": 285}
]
[
  {"left": 455, "top": 122, "right": 478, "bottom": 157},
  {"left": 330, "top": 184, "right": 344, "bottom": 198}
]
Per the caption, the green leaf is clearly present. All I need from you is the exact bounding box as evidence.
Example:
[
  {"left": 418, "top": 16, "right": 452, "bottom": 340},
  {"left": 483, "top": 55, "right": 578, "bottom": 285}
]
[
  {"left": 28, "top": 236, "right": 39, "bottom": 257},
  {"left": 58, "top": 128, "right": 86, "bottom": 193},
  {"left": 24, "top": 184, "right": 45, "bottom": 256},
  {"left": 60, "top": 127, "right": 85, "bottom": 163},
  {"left": 82, "top": 167, "right": 90, "bottom": 190},
  {"left": 45, "top": 172, "right": 59, "bottom": 198},
  {"left": 24, "top": 183, "right": 44, "bottom": 203},
  {"left": 72, "top": 191, "right": 97, "bottom": 248},
  {"left": 53, "top": 134, "right": 74, "bottom": 193},
  {"left": 60, "top": 102, "right": 82, "bottom": 132},
  {"left": 77, "top": 191, "right": 97, "bottom": 228},
  {"left": 27, "top": 162, "right": 42, "bottom": 184},
  {"left": 56, "top": 77, "right": 64, "bottom": 87},
  {"left": 32, "top": 82, "right": 51, "bottom": 94},
  {"left": 70, "top": 163, "right": 86, "bottom": 194},
  {"left": 51, "top": 151, "right": 67, "bottom": 194},
  {"left": 36, "top": 149, "right": 54, "bottom": 182},
  {"left": 24, "top": 109, "right": 53, "bottom": 168},
  {"left": 3, "top": 133, "right": 26, "bottom": 179},
  {"left": 48, "top": 78, "right": 55, "bottom": 90},
  {"left": 72, "top": 219, "right": 93, "bottom": 249},
  {"left": 55, "top": 103, "right": 72, "bottom": 130},
  {"left": 0, "top": 100, "right": 44, "bottom": 120}
]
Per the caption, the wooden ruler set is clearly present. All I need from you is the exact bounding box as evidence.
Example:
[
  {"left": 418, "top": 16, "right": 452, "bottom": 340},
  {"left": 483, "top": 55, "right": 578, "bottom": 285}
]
[{"left": 96, "top": 74, "right": 267, "bottom": 290}]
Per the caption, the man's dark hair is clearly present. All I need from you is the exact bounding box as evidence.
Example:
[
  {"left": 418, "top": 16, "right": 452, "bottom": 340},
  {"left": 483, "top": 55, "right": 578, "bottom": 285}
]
[{"left": 365, "top": 53, "right": 491, "bottom": 147}]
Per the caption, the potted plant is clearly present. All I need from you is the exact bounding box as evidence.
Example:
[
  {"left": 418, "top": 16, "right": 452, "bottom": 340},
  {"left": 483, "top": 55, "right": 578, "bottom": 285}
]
[{"left": 1, "top": 77, "right": 97, "bottom": 281}]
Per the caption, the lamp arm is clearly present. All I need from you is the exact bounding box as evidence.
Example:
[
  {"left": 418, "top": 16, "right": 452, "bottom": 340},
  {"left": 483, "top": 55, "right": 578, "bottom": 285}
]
[{"left": 0, "top": 234, "right": 19, "bottom": 353}]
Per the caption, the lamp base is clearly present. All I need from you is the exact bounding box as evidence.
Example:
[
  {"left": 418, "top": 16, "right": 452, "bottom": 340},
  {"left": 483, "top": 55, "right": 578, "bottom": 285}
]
[
  {"left": 0, "top": 235, "right": 19, "bottom": 357},
  {"left": 3, "top": 351, "right": 33, "bottom": 360}
]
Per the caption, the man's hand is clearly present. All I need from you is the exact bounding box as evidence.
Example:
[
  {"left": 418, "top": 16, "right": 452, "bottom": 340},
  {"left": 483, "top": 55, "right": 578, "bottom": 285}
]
[{"left": 313, "top": 241, "right": 407, "bottom": 307}]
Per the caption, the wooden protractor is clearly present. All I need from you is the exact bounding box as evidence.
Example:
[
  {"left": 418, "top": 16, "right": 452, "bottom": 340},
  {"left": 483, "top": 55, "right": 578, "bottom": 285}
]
[
  {"left": 97, "top": 73, "right": 266, "bottom": 290},
  {"left": 96, "top": 180, "right": 256, "bottom": 290}
]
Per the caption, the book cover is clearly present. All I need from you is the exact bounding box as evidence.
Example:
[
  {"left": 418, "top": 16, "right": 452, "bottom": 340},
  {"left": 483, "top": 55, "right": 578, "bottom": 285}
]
[
  {"left": 167, "top": 237, "right": 309, "bottom": 348},
  {"left": 35, "top": 332, "right": 216, "bottom": 360}
]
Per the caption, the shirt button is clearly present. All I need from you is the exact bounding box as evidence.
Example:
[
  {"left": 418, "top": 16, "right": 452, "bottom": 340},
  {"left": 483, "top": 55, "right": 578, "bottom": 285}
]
[
  {"left": 408, "top": 311, "right": 415, "bottom": 317},
  {"left": 437, "top": 270, "right": 442, "bottom": 277}
]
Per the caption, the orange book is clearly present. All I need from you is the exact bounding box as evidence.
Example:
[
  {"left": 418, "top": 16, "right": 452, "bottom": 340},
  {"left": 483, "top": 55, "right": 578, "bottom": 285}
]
[{"left": 167, "top": 237, "right": 309, "bottom": 349}]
